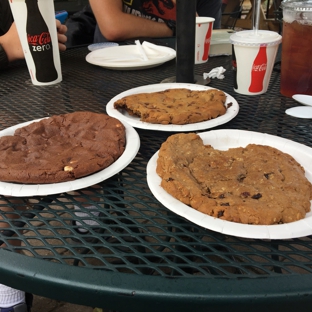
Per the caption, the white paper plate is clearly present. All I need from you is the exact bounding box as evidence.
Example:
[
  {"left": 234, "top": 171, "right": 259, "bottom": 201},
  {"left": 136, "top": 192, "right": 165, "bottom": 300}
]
[
  {"left": 88, "top": 42, "right": 119, "bottom": 51},
  {"left": 0, "top": 118, "right": 140, "bottom": 197},
  {"left": 146, "top": 130, "right": 312, "bottom": 239},
  {"left": 86, "top": 44, "right": 176, "bottom": 70},
  {"left": 106, "top": 83, "right": 239, "bottom": 131}
]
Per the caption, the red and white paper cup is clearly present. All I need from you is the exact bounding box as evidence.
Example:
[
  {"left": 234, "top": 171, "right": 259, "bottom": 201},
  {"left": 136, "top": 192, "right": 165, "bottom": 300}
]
[
  {"left": 195, "top": 17, "right": 214, "bottom": 64},
  {"left": 230, "top": 30, "right": 282, "bottom": 95},
  {"left": 9, "top": 0, "right": 62, "bottom": 86}
]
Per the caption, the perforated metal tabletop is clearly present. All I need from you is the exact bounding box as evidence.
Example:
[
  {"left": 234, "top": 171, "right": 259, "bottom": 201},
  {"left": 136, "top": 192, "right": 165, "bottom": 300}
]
[{"left": 0, "top": 46, "right": 312, "bottom": 312}]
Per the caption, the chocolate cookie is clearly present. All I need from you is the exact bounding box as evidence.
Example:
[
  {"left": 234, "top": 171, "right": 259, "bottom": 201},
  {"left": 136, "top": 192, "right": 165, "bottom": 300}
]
[
  {"left": 114, "top": 88, "right": 227, "bottom": 125},
  {"left": 0, "top": 111, "right": 126, "bottom": 183},
  {"left": 156, "top": 133, "right": 312, "bottom": 225}
]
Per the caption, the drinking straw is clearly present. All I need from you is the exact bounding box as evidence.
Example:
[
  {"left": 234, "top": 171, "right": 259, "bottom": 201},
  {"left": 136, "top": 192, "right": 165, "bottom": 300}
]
[{"left": 253, "top": 0, "right": 262, "bottom": 34}]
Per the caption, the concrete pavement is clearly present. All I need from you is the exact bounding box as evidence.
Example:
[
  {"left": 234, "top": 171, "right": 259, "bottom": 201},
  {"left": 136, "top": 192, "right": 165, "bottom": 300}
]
[{"left": 31, "top": 295, "right": 94, "bottom": 312}]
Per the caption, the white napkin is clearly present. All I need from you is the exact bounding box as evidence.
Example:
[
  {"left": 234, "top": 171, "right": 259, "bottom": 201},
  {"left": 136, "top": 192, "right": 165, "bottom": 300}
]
[
  {"left": 135, "top": 40, "right": 149, "bottom": 61},
  {"left": 203, "top": 66, "right": 226, "bottom": 80},
  {"left": 142, "top": 41, "right": 174, "bottom": 57}
]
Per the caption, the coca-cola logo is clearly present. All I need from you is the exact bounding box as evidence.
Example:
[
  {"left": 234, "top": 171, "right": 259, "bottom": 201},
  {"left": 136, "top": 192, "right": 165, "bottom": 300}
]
[
  {"left": 252, "top": 63, "right": 267, "bottom": 72},
  {"left": 27, "top": 32, "right": 51, "bottom": 46}
]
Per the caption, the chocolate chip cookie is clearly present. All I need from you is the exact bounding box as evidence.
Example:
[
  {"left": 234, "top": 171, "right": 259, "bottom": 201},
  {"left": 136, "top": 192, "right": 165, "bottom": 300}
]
[
  {"left": 156, "top": 133, "right": 312, "bottom": 225},
  {"left": 114, "top": 88, "right": 227, "bottom": 125},
  {"left": 0, "top": 111, "right": 126, "bottom": 183}
]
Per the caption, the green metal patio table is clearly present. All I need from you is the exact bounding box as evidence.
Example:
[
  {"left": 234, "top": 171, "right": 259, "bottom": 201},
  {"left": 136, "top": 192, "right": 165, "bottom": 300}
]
[{"left": 0, "top": 45, "right": 312, "bottom": 312}]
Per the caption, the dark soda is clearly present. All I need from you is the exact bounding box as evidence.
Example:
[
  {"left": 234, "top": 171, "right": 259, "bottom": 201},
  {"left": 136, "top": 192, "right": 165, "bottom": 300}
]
[{"left": 280, "top": 20, "right": 312, "bottom": 97}]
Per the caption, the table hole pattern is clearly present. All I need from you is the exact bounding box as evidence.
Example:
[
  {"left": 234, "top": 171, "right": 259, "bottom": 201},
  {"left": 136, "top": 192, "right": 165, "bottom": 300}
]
[{"left": 0, "top": 48, "right": 312, "bottom": 288}]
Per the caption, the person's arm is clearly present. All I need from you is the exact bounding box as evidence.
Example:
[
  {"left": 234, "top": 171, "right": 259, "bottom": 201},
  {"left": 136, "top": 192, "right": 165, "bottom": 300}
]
[
  {"left": 0, "top": 22, "right": 23, "bottom": 62},
  {"left": 89, "top": 0, "right": 173, "bottom": 41}
]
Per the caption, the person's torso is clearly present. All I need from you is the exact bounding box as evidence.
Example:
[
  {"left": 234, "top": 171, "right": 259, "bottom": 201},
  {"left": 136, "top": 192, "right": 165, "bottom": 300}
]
[
  {"left": 122, "top": 0, "right": 176, "bottom": 22},
  {"left": 0, "top": 0, "right": 14, "bottom": 35}
]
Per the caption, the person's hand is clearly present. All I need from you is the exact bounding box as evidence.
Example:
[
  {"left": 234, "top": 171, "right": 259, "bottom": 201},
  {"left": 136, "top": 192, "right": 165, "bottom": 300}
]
[{"left": 56, "top": 19, "right": 67, "bottom": 51}]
